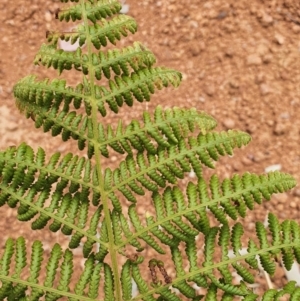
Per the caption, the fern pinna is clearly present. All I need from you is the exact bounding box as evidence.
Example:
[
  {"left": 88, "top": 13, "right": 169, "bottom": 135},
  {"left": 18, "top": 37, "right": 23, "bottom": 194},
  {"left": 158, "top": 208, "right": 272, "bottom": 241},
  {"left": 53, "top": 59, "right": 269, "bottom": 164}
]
[{"left": 0, "top": 0, "right": 298, "bottom": 300}]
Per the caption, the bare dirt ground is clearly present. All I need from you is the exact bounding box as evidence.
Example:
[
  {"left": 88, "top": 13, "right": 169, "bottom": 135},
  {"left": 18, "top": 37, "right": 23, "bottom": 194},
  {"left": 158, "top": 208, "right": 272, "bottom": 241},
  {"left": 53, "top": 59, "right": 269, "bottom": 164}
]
[{"left": 0, "top": 0, "right": 299, "bottom": 298}]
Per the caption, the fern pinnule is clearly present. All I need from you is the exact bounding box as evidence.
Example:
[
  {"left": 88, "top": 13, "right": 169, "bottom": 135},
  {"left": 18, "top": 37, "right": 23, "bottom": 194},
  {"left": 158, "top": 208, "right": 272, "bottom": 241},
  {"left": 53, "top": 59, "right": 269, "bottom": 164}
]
[
  {"left": 57, "top": 0, "right": 122, "bottom": 23},
  {"left": 35, "top": 42, "right": 156, "bottom": 78}
]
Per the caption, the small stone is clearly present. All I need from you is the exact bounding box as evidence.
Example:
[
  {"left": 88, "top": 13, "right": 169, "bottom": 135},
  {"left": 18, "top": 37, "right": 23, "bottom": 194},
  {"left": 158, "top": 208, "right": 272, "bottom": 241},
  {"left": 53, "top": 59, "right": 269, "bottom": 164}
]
[
  {"left": 290, "top": 202, "right": 297, "bottom": 208},
  {"left": 216, "top": 11, "right": 228, "bottom": 20},
  {"left": 216, "top": 52, "right": 223, "bottom": 62},
  {"left": 198, "top": 71, "right": 205, "bottom": 80},
  {"left": 204, "top": 85, "right": 215, "bottom": 97},
  {"left": 246, "top": 54, "right": 262, "bottom": 65},
  {"left": 293, "top": 188, "right": 300, "bottom": 197},
  {"left": 277, "top": 204, "right": 284, "bottom": 212},
  {"left": 273, "top": 122, "right": 286, "bottom": 135},
  {"left": 260, "top": 83, "right": 271, "bottom": 95},
  {"left": 256, "top": 44, "right": 269, "bottom": 56},
  {"left": 6, "top": 20, "right": 15, "bottom": 26},
  {"left": 260, "top": 13, "right": 273, "bottom": 27},
  {"left": 232, "top": 161, "right": 242, "bottom": 171},
  {"left": 278, "top": 211, "right": 288, "bottom": 219},
  {"left": 173, "top": 16, "right": 180, "bottom": 24},
  {"left": 280, "top": 71, "right": 289, "bottom": 81},
  {"left": 229, "top": 79, "right": 239, "bottom": 89},
  {"left": 224, "top": 48, "right": 234, "bottom": 57},
  {"left": 57, "top": 144, "right": 67, "bottom": 153},
  {"left": 246, "top": 123, "right": 257, "bottom": 134},
  {"left": 292, "top": 24, "right": 300, "bottom": 34},
  {"left": 45, "top": 11, "right": 52, "bottom": 22},
  {"left": 111, "top": 156, "right": 118, "bottom": 162},
  {"left": 247, "top": 222, "right": 255, "bottom": 231},
  {"left": 189, "top": 44, "right": 203, "bottom": 56},
  {"left": 262, "top": 53, "right": 273, "bottom": 64},
  {"left": 280, "top": 112, "right": 290, "bottom": 119},
  {"left": 255, "top": 73, "right": 266, "bottom": 84},
  {"left": 189, "top": 20, "right": 198, "bottom": 28},
  {"left": 278, "top": 193, "right": 289, "bottom": 204},
  {"left": 265, "top": 164, "right": 282, "bottom": 173},
  {"left": 5, "top": 120, "right": 18, "bottom": 132},
  {"left": 253, "top": 151, "right": 265, "bottom": 163},
  {"left": 242, "top": 157, "right": 252, "bottom": 166},
  {"left": 274, "top": 33, "right": 285, "bottom": 45},
  {"left": 222, "top": 118, "right": 235, "bottom": 129}
]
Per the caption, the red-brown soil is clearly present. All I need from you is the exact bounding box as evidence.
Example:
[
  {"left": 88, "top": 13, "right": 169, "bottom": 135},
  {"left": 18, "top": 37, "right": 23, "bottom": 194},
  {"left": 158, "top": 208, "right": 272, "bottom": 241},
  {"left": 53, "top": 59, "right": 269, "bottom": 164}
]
[{"left": 0, "top": 0, "right": 299, "bottom": 299}]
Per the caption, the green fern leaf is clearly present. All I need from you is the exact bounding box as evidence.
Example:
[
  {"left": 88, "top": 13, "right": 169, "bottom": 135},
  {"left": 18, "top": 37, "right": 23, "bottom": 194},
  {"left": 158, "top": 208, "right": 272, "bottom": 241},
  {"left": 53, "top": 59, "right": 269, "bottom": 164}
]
[{"left": 121, "top": 260, "right": 132, "bottom": 301}]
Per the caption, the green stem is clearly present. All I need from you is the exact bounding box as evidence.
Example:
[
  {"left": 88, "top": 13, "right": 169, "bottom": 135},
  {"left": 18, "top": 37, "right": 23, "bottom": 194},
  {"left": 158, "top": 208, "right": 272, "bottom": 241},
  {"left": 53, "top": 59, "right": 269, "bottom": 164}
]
[{"left": 79, "top": 1, "right": 122, "bottom": 301}]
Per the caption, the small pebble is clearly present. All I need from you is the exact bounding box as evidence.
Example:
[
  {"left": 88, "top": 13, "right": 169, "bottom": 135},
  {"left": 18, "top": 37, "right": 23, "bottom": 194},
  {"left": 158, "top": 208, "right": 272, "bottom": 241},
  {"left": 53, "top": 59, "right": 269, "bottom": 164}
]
[
  {"left": 229, "top": 79, "right": 239, "bottom": 89},
  {"left": 232, "top": 161, "right": 242, "bottom": 171},
  {"left": 265, "top": 164, "right": 282, "bottom": 173},
  {"left": 293, "top": 188, "right": 300, "bottom": 197},
  {"left": 273, "top": 122, "right": 286, "bottom": 135},
  {"left": 45, "top": 11, "right": 52, "bottom": 22},
  {"left": 274, "top": 33, "right": 285, "bottom": 45},
  {"left": 277, "top": 204, "right": 284, "bottom": 211},
  {"left": 204, "top": 85, "right": 215, "bottom": 97},
  {"left": 246, "top": 54, "right": 262, "bottom": 65},
  {"left": 253, "top": 151, "right": 265, "bottom": 163},
  {"left": 222, "top": 118, "right": 235, "bottom": 129},
  {"left": 256, "top": 44, "right": 269, "bottom": 56},
  {"left": 247, "top": 222, "right": 255, "bottom": 231},
  {"left": 242, "top": 157, "right": 252, "bottom": 166},
  {"left": 111, "top": 156, "right": 118, "bottom": 162},
  {"left": 246, "top": 123, "right": 257, "bottom": 134},
  {"left": 224, "top": 48, "right": 234, "bottom": 57},
  {"left": 260, "top": 83, "right": 271, "bottom": 96},
  {"left": 262, "top": 54, "right": 273, "bottom": 64},
  {"left": 216, "top": 11, "right": 228, "bottom": 20},
  {"left": 292, "top": 24, "right": 300, "bottom": 34},
  {"left": 261, "top": 13, "right": 273, "bottom": 27}
]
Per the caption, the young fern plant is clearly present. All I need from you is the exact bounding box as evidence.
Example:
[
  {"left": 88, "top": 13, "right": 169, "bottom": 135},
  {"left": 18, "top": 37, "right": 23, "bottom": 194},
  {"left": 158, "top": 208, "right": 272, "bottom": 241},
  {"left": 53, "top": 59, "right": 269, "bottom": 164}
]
[{"left": 1, "top": 0, "right": 299, "bottom": 300}]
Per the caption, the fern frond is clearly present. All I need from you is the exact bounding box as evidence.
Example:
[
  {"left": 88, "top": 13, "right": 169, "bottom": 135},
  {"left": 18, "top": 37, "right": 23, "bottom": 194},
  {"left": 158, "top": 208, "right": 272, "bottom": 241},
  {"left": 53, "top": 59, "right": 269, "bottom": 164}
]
[
  {"left": 14, "top": 67, "right": 181, "bottom": 118},
  {"left": 105, "top": 130, "right": 250, "bottom": 204},
  {"left": 34, "top": 42, "right": 156, "bottom": 77},
  {"left": 236, "top": 282, "right": 300, "bottom": 301},
  {"left": 57, "top": 0, "right": 122, "bottom": 23},
  {"left": 130, "top": 216, "right": 300, "bottom": 301},
  {"left": 0, "top": 239, "right": 112, "bottom": 301},
  {"left": 14, "top": 99, "right": 216, "bottom": 159},
  {"left": 0, "top": 143, "right": 105, "bottom": 257},
  {"left": 47, "top": 14, "right": 137, "bottom": 48},
  {"left": 202, "top": 214, "right": 300, "bottom": 286},
  {"left": 117, "top": 172, "right": 295, "bottom": 253}
]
